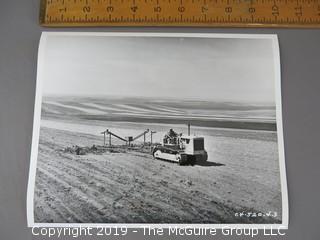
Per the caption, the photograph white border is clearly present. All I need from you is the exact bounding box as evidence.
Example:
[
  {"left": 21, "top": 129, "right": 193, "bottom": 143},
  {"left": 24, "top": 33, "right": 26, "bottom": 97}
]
[{"left": 27, "top": 32, "right": 288, "bottom": 229}]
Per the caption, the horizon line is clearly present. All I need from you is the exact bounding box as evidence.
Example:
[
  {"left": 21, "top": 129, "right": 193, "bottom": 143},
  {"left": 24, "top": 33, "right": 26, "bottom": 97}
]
[{"left": 43, "top": 93, "right": 276, "bottom": 106}]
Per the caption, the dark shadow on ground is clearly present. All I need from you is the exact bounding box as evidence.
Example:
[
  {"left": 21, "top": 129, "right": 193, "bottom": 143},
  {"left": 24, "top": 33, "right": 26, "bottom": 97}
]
[{"left": 194, "top": 161, "right": 225, "bottom": 167}]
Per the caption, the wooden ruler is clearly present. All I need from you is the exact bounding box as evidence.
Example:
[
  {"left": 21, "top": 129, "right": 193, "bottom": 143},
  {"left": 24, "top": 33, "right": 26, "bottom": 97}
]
[{"left": 40, "top": 0, "right": 320, "bottom": 27}]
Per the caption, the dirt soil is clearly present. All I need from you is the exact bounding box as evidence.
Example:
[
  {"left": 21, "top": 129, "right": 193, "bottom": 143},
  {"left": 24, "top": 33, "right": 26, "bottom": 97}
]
[{"left": 34, "top": 126, "right": 281, "bottom": 224}]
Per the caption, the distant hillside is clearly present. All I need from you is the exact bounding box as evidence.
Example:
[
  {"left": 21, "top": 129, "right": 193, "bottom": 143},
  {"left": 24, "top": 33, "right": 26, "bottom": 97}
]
[{"left": 41, "top": 96, "right": 277, "bottom": 131}]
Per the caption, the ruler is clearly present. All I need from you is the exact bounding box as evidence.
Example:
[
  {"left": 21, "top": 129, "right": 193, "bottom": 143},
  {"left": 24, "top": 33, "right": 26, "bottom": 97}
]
[{"left": 40, "top": 0, "right": 320, "bottom": 27}]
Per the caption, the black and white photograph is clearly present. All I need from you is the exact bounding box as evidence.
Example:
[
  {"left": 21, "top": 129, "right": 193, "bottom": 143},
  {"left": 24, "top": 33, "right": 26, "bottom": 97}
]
[{"left": 27, "top": 32, "right": 287, "bottom": 227}]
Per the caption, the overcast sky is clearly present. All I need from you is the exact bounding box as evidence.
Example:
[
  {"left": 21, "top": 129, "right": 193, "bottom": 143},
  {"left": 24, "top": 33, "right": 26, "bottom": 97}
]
[{"left": 42, "top": 35, "right": 276, "bottom": 104}]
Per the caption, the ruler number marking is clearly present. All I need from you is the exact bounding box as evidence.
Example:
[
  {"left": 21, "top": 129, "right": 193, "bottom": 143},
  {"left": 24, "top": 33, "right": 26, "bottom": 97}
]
[
  {"left": 83, "top": 6, "right": 91, "bottom": 13},
  {"left": 107, "top": 6, "right": 114, "bottom": 12},
  {"left": 178, "top": 6, "right": 185, "bottom": 12},
  {"left": 131, "top": 6, "right": 138, "bottom": 13},
  {"left": 272, "top": 4, "right": 279, "bottom": 17},
  {"left": 59, "top": 7, "right": 67, "bottom": 13},
  {"left": 249, "top": 7, "right": 255, "bottom": 14},
  {"left": 295, "top": 6, "right": 303, "bottom": 17},
  {"left": 154, "top": 6, "right": 161, "bottom": 13},
  {"left": 202, "top": 6, "right": 208, "bottom": 14},
  {"left": 225, "top": 6, "right": 232, "bottom": 14}
]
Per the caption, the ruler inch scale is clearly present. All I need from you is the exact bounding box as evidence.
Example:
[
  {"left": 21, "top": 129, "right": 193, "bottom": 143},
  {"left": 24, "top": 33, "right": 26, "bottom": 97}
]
[{"left": 40, "top": 0, "right": 320, "bottom": 27}]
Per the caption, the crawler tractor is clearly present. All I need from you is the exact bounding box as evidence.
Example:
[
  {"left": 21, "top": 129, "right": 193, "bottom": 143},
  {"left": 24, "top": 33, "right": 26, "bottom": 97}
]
[{"left": 152, "top": 125, "right": 208, "bottom": 165}]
